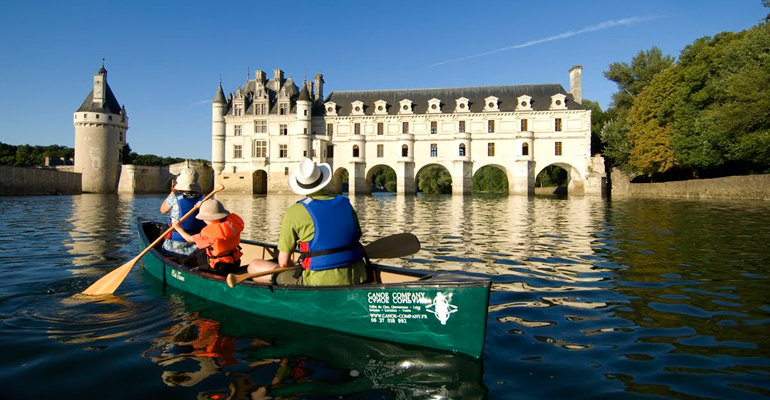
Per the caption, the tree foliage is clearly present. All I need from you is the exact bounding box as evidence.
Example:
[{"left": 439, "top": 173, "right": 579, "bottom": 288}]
[
  {"left": 602, "top": 20, "right": 770, "bottom": 178},
  {"left": 417, "top": 165, "right": 452, "bottom": 194},
  {"left": 370, "top": 166, "right": 397, "bottom": 192},
  {"left": 536, "top": 165, "right": 568, "bottom": 187},
  {"left": 472, "top": 166, "right": 508, "bottom": 193},
  {"left": 581, "top": 99, "right": 610, "bottom": 155},
  {"left": 0, "top": 142, "right": 74, "bottom": 167}
]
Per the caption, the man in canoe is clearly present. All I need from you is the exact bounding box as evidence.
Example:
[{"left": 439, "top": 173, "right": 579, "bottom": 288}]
[
  {"left": 247, "top": 157, "right": 367, "bottom": 286},
  {"left": 171, "top": 199, "right": 245, "bottom": 276}
]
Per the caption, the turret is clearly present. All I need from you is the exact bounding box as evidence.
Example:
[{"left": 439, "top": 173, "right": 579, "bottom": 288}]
[
  {"left": 212, "top": 81, "right": 226, "bottom": 176},
  {"left": 292, "top": 83, "right": 312, "bottom": 159},
  {"left": 73, "top": 63, "right": 128, "bottom": 193}
]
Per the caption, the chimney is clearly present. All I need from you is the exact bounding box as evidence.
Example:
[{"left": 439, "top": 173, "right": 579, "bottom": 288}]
[
  {"left": 314, "top": 73, "right": 324, "bottom": 102},
  {"left": 569, "top": 65, "right": 582, "bottom": 104},
  {"left": 255, "top": 70, "right": 266, "bottom": 84}
]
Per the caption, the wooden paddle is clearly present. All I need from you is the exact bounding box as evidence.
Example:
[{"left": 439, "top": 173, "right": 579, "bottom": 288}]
[
  {"left": 82, "top": 183, "right": 226, "bottom": 295},
  {"left": 225, "top": 232, "right": 421, "bottom": 288}
]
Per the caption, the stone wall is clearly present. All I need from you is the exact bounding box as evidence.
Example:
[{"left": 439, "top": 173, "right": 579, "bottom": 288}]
[
  {"left": 0, "top": 165, "right": 82, "bottom": 196},
  {"left": 117, "top": 160, "right": 214, "bottom": 194},
  {"left": 611, "top": 168, "right": 770, "bottom": 200}
]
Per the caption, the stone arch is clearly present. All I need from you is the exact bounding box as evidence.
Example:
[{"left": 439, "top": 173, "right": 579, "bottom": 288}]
[
  {"left": 329, "top": 167, "right": 349, "bottom": 194},
  {"left": 415, "top": 163, "right": 453, "bottom": 194},
  {"left": 365, "top": 164, "right": 398, "bottom": 193},
  {"left": 471, "top": 163, "right": 509, "bottom": 194},
  {"left": 535, "top": 162, "right": 583, "bottom": 195},
  {"left": 252, "top": 169, "right": 267, "bottom": 194}
]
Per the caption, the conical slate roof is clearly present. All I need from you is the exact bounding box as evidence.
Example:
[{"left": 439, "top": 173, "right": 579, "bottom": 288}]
[{"left": 76, "top": 83, "right": 123, "bottom": 114}]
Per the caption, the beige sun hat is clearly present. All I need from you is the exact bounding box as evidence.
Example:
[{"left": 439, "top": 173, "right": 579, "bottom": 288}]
[
  {"left": 287, "top": 158, "right": 332, "bottom": 196},
  {"left": 195, "top": 199, "right": 230, "bottom": 221},
  {"left": 174, "top": 168, "right": 201, "bottom": 192}
]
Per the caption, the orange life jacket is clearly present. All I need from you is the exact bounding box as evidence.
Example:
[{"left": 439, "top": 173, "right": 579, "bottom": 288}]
[{"left": 200, "top": 214, "right": 244, "bottom": 268}]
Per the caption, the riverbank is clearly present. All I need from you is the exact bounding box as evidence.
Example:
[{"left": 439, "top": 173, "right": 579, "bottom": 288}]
[{"left": 611, "top": 169, "right": 770, "bottom": 200}]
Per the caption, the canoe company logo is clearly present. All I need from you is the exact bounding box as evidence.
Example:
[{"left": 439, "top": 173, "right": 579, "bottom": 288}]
[
  {"left": 426, "top": 292, "right": 458, "bottom": 325},
  {"left": 170, "top": 269, "right": 185, "bottom": 282}
]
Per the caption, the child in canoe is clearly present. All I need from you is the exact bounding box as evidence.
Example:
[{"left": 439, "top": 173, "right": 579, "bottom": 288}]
[{"left": 172, "top": 199, "right": 245, "bottom": 276}]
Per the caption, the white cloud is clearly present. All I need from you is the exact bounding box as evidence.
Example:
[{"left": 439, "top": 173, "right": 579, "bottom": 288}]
[{"left": 426, "top": 15, "right": 664, "bottom": 68}]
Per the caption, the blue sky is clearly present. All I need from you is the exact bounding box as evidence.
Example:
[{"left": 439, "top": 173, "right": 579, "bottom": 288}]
[{"left": 0, "top": 0, "right": 765, "bottom": 160}]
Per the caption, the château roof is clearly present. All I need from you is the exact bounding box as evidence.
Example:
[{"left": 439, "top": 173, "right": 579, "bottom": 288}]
[
  {"left": 324, "top": 84, "right": 583, "bottom": 116},
  {"left": 76, "top": 83, "right": 123, "bottom": 114}
]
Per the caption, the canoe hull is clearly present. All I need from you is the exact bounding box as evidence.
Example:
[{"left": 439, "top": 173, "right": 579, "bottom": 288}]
[{"left": 137, "top": 220, "right": 490, "bottom": 357}]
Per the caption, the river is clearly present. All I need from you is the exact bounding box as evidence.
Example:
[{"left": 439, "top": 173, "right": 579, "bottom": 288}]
[{"left": 0, "top": 193, "right": 767, "bottom": 399}]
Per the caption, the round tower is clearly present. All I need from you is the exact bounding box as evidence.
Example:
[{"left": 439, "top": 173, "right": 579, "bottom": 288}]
[
  {"left": 292, "top": 82, "right": 312, "bottom": 159},
  {"left": 212, "top": 81, "right": 227, "bottom": 180},
  {"left": 73, "top": 63, "right": 128, "bottom": 193}
]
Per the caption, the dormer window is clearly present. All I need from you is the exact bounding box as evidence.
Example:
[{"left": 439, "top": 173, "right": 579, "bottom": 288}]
[
  {"left": 455, "top": 97, "right": 470, "bottom": 113},
  {"left": 484, "top": 96, "right": 499, "bottom": 112},
  {"left": 234, "top": 104, "right": 243, "bottom": 116},
  {"left": 351, "top": 100, "right": 365, "bottom": 116},
  {"left": 427, "top": 98, "right": 442, "bottom": 114},
  {"left": 279, "top": 102, "right": 289, "bottom": 115},
  {"left": 324, "top": 101, "right": 337, "bottom": 116},
  {"left": 516, "top": 95, "right": 533, "bottom": 111},
  {"left": 398, "top": 99, "right": 413, "bottom": 115},
  {"left": 550, "top": 94, "right": 567, "bottom": 110},
  {"left": 374, "top": 100, "right": 388, "bottom": 115}
]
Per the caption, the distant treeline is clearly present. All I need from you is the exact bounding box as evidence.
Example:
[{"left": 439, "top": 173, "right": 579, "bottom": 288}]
[
  {"left": 597, "top": 14, "right": 769, "bottom": 180},
  {"left": 0, "top": 142, "right": 200, "bottom": 167}
]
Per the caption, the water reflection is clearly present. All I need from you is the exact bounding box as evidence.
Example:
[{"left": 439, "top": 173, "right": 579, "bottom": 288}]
[
  {"left": 67, "top": 194, "right": 132, "bottom": 270},
  {"left": 143, "top": 293, "right": 486, "bottom": 400}
]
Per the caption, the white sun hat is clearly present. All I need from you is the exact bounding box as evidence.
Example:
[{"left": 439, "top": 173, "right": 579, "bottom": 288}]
[
  {"left": 287, "top": 158, "right": 332, "bottom": 196},
  {"left": 174, "top": 168, "right": 201, "bottom": 192},
  {"left": 195, "top": 199, "right": 230, "bottom": 221}
]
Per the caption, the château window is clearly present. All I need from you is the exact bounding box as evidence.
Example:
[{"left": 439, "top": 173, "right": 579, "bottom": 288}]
[
  {"left": 279, "top": 103, "right": 289, "bottom": 115},
  {"left": 119, "top": 132, "right": 123, "bottom": 142},
  {"left": 555, "top": 118, "right": 562, "bottom": 132},
  {"left": 402, "top": 144, "right": 409, "bottom": 157},
  {"left": 327, "top": 123, "right": 334, "bottom": 135},
  {"left": 352, "top": 145, "right": 360, "bottom": 158},
  {"left": 488, "top": 120, "right": 495, "bottom": 133},
  {"left": 459, "top": 143, "right": 466, "bottom": 156},
  {"left": 458, "top": 121, "right": 465, "bottom": 133},
  {"left": 327, "top": 144, "right": 334, "bottom": 158},
  {"left": 402, "top": 122, "right": 409, "bottom": 133},
  {"left": 234, "top": 125, "right": 242, "bottom": 136},
  {"left": 488, "top": 143, "right": 495, "bottom": 157},
  {"left": 522, "top": 142, "right": 529, "bottom": 156},
  {"left": 377, "top": 144, "right": 384, "bottom": 157},
  {"left": 254, "top": 120, "right": 267, "bottom": 133},
  {"left": 256, "top": 103, "right": 268, "bottom": 115},
  {"left": 377, "top": 123, "right": 384, "bottom": 135},
  {"left": 431, "top": 121, "right": 437, "bottom": 134},
  {"left": 234, "top": 104, "right": 243, "bottom": 116},
  {"left": 430, "top": 143, "right": 437, "bottom": 157},
  {"left": 253, "top": 140, "right": 267, "bottom": 157},
  {"left": 555, "top": 141, "right": 562, "bottom": 156},
  {"left": 280, "top": 124, "right": 288, "bottom": 135},
  {"left": 279, "top": 144, "right": 288, "bottom": 158},
  {"left": 521, "top": 119, "right": 528, "bottom": 131},
  {"left": 234, "top": 145, "right": 243, "bottom": 159},
  {"left": 354, "top": 123, "right": 361, "bottom": 135}
]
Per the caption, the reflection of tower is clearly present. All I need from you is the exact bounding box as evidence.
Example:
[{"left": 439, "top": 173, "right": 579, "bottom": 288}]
[
  {"left": 67, "top": 194, "right": 124, "bottom": 268},
  {"left": 73, "top": 63, "right": 128, "bottom": 193}
]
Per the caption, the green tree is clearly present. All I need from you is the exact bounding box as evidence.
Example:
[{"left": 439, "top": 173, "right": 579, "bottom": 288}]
[
  {"left": 535, "top": 165, "right": 568, "bottom": 187},
  {"left": 370, "top": 166, "right": 397, "bottom": 192},
  {"left": 417, "top": 165, "right": 452, "bottom": 194},
  {"left": 600, "top": 108, "right": 632, "bottom": 167},
  {"left": 581, "top": 99, "right": 609, "bottom": 155},
  {"left": 472, "top": 166, "right": 508, "bottom": 193}
]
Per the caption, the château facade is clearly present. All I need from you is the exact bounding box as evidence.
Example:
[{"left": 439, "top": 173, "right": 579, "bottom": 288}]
[{"left": 212, "top": 66, "right": 605, "bottom": 195}]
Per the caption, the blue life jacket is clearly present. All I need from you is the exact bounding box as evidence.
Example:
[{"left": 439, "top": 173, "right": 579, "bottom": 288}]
[
  {"left": 169, "top": 194, "right": 206, "bottom": 242},
  {"left": 297, "top": 195, "right": 363, "bottom": 271}
]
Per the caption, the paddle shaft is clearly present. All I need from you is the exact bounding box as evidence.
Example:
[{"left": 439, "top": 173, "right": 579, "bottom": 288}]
[
  {"left": 82, "top": 183, "right": 225, "bottom": 295},
  {"left": 226, "top": 232, "right": 421, "bottom": 288}
]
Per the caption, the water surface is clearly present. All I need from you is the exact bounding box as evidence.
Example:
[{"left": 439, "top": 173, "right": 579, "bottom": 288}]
[{"left": 0, "top": 194, "right": 768, "bottom": 399}]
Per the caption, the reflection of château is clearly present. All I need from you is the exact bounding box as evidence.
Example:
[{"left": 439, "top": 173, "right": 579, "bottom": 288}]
[{"left": 213, "top": 67, "right": 606, "bottom": 195}]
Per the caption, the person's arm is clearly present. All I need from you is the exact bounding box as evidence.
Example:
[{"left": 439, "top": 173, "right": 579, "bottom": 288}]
[
  {"left": 171, "top": 221, "right": 194, "bottom": 242},
  {"left": 277, "top": 251, "right": 295, "bottom": 268},
  {"left": 160, "top": 193, "right": 175, "bottom": 214}
]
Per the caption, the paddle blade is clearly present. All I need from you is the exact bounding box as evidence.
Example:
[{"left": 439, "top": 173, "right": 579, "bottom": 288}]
[
  {"left": 82, "top": 257, "right": 138, "bottom": 295},
  {"left": 364, "top": 233, "right": 420, "bottom": 259}
]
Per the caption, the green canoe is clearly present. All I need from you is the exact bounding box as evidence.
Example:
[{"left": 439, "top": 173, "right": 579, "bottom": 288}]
[{"left": 137, "top": 220, "right": 491, "bottom": 357}]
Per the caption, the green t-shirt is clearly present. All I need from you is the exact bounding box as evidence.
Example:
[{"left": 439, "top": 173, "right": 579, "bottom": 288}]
[{"left": 278, "top": 193, "right": 367, "bottom": 286}]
